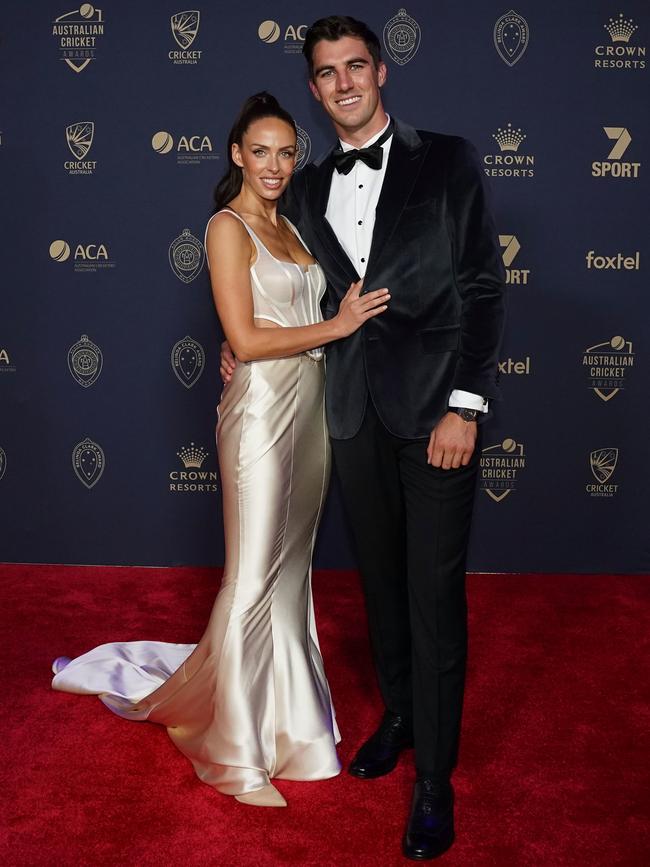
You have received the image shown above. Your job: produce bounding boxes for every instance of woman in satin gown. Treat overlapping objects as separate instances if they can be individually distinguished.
[51,93,389,807]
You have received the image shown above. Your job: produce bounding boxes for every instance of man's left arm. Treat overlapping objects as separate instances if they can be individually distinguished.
[428,138,506,470]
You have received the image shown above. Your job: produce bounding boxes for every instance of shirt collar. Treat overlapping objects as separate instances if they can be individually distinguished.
[339,115,392,153]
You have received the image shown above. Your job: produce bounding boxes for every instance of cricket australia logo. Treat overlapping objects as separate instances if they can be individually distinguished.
[171,10,199,47]
[383,8,421,66]
[171,335,205,389]
[169,229,205,283]
[68,334,103,387]
[72,437,105,489]
[494,10,529,66]
[66,121,94,159]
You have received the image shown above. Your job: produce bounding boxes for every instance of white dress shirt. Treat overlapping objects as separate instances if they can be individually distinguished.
[325,117,487,414]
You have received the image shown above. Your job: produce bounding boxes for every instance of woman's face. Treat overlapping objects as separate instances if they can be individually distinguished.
[232,117,297,201]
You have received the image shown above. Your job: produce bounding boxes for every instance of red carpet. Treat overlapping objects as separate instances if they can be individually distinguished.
[1,565,649,866]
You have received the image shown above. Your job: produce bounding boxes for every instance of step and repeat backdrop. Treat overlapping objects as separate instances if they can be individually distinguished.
[0,2,648,572]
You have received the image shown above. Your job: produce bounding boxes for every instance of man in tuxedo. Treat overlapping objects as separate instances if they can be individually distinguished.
[223,15,505,860]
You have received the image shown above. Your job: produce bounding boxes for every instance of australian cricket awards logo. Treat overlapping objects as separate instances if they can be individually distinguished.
[480,438,526,502]
[586,448,619,497]
[500,234,531,285]
[295,126,311,171]
[52,5,105,73]
[583,336,634,402]
[383,9,421,66]
[171,336,205,389]
[483,123,534,178]
[151,130,218,166]
[169,229,205,283]
[0,447,6,482]
[258,20,307,54]
[64,122,97,175]
[592,127,640,179]
[49,238,115,272]
[0,348,16,375]
[494,10,529,66]
[169,443,218,493]
[595,13,646,69]
[169,10,202,64]
[68,334,102,387]
[72,437,105,489]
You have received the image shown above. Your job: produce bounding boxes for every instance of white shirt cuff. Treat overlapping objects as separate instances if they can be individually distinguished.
[448,390,488,413]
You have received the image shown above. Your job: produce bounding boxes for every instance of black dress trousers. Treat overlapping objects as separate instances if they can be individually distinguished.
[331,400,480,778]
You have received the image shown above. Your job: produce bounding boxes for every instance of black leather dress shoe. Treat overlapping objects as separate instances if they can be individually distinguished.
[402,778,455,860]
[348,711,414,779]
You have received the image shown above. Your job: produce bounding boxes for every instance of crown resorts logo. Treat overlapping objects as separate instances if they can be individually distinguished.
[483,123,534,178]
[49,239,115,272]
[72,437,105,489]
[587,448,619,497]
[594,13,645,69]
[258,20,307,54]
[499,234,531,285]
[169,229,205,283]
[64,121,97,175]
[52,5,105,73]
[151,131,219,166]
[169,10,202,64]
[583,336,634,402]
[169,443,218,493]
[383,9,421,66]
[0,447,6,482]
[592,127,640,179]
[494,10,529,66]
[67,334,102,387]
[586,249,640,270]
[0,348,16,375]
[480,438,526,502]
[171,335,205,389]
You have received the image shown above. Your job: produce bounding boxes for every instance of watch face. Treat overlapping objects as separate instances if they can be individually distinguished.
[459,408,477,421]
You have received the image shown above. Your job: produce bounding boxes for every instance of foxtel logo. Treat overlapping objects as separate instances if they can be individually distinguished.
[586,250,640,270]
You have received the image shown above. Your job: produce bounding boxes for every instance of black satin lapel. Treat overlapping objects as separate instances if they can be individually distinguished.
[306,158,360,283]
[364,137,430,283]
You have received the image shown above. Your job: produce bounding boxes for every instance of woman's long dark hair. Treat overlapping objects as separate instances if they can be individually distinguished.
[213,92,296,212]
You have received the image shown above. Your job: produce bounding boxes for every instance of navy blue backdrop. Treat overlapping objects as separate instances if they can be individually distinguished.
[1,2,648,572]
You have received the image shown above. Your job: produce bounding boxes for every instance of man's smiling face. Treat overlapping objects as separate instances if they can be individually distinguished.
[308,35,387,139]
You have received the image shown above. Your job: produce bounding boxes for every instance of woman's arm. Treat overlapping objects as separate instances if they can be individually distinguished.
[206,213,389,363]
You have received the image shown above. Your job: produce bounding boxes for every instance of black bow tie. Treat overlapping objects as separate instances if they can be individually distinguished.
[332,122,394,175]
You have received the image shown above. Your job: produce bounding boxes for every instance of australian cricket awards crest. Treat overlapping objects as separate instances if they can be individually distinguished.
[0,447,6,482]
[169,228,205,283]
[494,10,529,66]
[480,438,526,502]
[295,126,311,171]
[68,334,103,387]
[171,335,205,388]
[171,10,200,48]
[383,9,421,66]
[66,122,94,159]
[72,437,105,489]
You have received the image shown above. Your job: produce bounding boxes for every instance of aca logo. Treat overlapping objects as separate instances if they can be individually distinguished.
[67,335,103,387]
[493,10,529,66]
[72,437,105,489]
[499,234,530,285]
[0,447,6,482]
[480,438,526,502]
[151,131,219,166]
[171,335,205,389]
[49,239,116,272]
[586,448,619,498]
[169,10,202,64]
[258,20,308,54]
[592,127,640,179]
[169,443,218,493]
[52,5,105,73]
[594,13,645,69]
[64,121,97,175]
[169,229,205,283]
[585,250,640,270]
[0,348,16,375]
[483,123,534,178]
[383,9,421,66]
[582,336,634,402]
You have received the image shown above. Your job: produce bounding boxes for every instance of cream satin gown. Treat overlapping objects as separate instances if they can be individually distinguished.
[52,210,341,797]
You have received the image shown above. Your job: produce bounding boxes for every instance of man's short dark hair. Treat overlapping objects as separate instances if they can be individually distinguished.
[303,16,382,79]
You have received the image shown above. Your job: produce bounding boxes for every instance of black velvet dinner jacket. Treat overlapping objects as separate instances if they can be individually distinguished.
[282,118,506,440]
